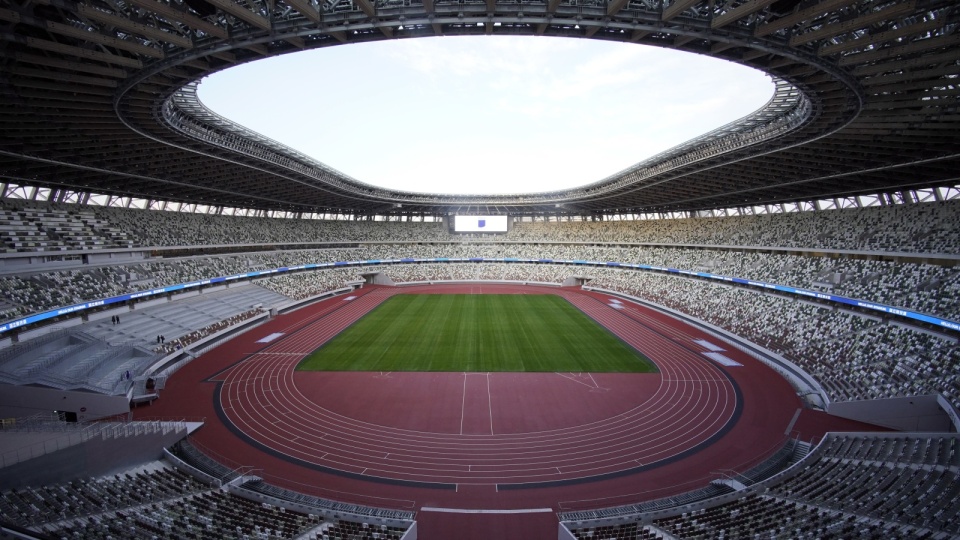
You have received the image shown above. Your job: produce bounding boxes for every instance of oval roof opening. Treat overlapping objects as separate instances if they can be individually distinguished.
[199,36,774,196]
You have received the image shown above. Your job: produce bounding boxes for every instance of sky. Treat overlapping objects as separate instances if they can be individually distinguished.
[198,36,774,196]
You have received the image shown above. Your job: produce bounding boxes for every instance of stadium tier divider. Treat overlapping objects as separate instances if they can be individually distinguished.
[142,311,270,380]
[558,437,807,523]
[560,432,960,538]
[165,440,416,532]
[135,286,355,400]
[1,417,188,470]
[272,286,358,315]
[5,248,959,340]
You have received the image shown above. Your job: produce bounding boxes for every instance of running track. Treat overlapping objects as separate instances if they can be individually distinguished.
[138,282,853,515]
[212,284,739,487]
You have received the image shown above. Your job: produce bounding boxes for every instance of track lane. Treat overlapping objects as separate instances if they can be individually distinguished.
[216,285,739,485]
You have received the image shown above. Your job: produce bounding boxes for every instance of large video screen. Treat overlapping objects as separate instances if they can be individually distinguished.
[453,215,509,233]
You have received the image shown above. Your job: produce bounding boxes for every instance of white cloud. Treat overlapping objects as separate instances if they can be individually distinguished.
[198,36,773,195]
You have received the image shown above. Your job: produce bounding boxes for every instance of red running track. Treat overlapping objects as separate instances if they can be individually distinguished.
[139,283,832,513]
[213,284,737,487]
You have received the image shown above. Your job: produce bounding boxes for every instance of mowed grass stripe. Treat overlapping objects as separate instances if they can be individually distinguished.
[296,294,656,373]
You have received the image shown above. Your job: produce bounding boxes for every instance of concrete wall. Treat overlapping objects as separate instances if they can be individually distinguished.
[0,427,187,489]
[362,272,394,286]
[937,394,960,432]
[0,250,147,273]
[18,318,83,341]
[0,384,129,423]
[87,306,130,322]
[84,251,146,265]
[229,484,416,532]
[827,394,953,432]
[558,523,578,539]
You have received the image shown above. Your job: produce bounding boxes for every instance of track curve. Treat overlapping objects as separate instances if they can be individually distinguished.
[213,284,739,486]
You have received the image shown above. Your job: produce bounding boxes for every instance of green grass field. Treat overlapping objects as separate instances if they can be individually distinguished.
[296,294,656,372]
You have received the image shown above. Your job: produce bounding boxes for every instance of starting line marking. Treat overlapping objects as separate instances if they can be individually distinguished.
[703,351,742,367]
[256,332,285,343]
[693,339,725,352]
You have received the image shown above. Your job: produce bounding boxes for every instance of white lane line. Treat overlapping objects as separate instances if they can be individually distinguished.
[459,372,467,435]
[221,287,742,485]
[487,372,494,435]
[554,372,598,389]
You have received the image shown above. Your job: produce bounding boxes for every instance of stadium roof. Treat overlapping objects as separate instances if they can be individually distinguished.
[0,0,958,218]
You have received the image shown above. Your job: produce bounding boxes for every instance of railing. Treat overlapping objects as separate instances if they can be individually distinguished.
[97,419,187,440]
[557,436,796,521]
[0,417,188,469]
[175,437,417,520]
[33,371,132,395]
[240,480,417,521]
[712,438,800,487]
[0,412,70,431]
[558,484,733,522]
[0,328,71,364]
[172,438,247,484]
[147,311,270,382]
[0,430,92,470]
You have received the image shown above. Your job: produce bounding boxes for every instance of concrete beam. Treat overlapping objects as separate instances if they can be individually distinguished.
[205,0,271,30]
[124,0,228,38]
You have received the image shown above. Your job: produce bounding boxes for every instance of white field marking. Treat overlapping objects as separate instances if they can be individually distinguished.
[256,333,285,343]
[487,372,494,435]
[693,339,725,352]
[586,372,603,390]
[220,288,740,484]
[554,372,600,390]
[459,372,468,435]
[344,296,357,301]
[702,352,742,367]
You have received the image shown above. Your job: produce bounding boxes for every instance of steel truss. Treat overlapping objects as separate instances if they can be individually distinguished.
[0,0,958,218]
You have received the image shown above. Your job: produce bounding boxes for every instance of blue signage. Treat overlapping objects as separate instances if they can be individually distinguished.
[2,258,958,335]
